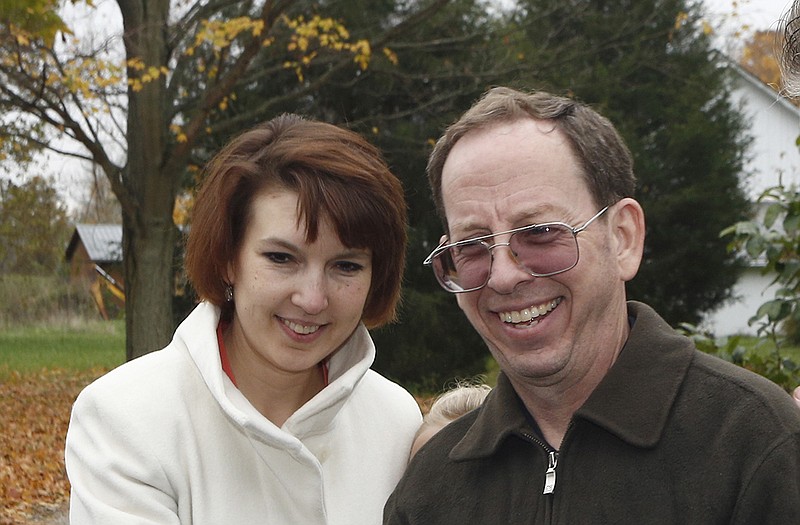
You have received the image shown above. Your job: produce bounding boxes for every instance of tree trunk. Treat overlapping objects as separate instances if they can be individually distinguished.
[119,0,177,360]
[122,213,176,360]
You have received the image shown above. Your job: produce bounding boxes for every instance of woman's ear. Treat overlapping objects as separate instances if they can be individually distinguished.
[611,198,646,282]
[225,262,236,287]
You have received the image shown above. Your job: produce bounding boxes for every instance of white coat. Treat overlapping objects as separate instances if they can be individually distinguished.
[65,302,422,524]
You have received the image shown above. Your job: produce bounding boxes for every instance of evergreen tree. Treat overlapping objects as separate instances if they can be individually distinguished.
[509,0,750,326]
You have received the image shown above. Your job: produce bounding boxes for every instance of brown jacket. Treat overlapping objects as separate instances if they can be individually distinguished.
[384,302,800,524]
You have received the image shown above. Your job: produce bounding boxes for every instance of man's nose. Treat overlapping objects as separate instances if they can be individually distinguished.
[486,244,532,294]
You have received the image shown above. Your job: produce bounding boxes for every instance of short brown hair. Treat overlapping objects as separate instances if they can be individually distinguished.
[427,87,636,228]
[185,114,407,328]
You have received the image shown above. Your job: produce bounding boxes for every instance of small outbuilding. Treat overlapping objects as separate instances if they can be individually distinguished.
[65,224,125,320]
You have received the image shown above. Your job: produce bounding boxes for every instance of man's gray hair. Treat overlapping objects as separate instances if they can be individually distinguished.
[426,87,636,230]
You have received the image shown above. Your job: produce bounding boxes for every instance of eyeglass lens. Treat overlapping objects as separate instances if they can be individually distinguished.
[432,224,579,292]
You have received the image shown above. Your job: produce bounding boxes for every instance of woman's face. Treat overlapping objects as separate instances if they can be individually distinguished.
[226,187,373,377]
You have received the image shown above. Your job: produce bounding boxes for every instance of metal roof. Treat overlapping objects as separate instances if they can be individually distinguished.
[66,224,123,263]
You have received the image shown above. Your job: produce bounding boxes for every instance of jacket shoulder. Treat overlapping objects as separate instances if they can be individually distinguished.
[358,369,422,422]
[687,350,800,426]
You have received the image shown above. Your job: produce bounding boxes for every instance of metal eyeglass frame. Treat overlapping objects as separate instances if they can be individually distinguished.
[423,206,611,293]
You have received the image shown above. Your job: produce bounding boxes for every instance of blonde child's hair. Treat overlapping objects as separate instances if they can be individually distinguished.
[419,380,492,433]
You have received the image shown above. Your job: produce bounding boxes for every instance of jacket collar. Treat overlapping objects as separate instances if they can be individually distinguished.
[449,372,533,460]
[175,302,375,442]
[451,301,695,459]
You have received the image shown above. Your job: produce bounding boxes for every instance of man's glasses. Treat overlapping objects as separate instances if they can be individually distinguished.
[423,206,610,293]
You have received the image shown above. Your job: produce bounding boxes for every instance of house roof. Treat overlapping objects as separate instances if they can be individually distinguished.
[731,63,800,118]
[65,224,123,263]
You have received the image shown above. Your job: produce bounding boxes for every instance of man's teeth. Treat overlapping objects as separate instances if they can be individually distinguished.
[498,297,562,324]
[283,319,320,335]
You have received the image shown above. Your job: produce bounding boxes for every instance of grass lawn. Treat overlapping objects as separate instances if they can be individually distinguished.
[0,320,125,379]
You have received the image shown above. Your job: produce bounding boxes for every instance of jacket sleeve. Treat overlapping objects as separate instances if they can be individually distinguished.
[731,432,800,524]
[65,384,181,525]
[382,485,411,525]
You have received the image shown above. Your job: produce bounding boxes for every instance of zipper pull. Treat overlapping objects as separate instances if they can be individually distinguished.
[543,451,558,494]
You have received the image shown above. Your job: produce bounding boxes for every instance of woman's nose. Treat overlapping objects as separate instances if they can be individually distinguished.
[291,274,329,314]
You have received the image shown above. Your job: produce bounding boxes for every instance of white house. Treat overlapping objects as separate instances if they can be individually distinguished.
[702,65,800,335]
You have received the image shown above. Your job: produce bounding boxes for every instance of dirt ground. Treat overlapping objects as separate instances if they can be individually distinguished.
[2,501,68,525]
[18,502,67,525]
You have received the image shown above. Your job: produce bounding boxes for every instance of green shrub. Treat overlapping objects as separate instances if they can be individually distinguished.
[678,323,800,393]
[0,273,98,327]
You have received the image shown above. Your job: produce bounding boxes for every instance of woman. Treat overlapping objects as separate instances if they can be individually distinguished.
[65,114,422,524]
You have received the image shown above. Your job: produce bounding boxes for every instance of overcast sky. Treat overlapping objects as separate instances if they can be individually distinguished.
[704,0,792,36]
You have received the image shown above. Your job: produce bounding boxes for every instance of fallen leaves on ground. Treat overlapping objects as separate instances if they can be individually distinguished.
[0,368,105,525]
[0,370,430,524]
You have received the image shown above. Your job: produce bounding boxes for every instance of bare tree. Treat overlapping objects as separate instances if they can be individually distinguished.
[73,164,122,224]
[0,0,506,359]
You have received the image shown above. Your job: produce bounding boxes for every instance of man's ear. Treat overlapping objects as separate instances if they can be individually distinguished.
[611,198,646,282]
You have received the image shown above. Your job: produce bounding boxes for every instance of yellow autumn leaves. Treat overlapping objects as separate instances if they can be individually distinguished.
[126,58,170,93]
[282,14,376,80]
[4,10,393,146]
[0,369,104,522]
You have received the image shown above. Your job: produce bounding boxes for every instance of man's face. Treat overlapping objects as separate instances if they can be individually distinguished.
[440,118,631,387]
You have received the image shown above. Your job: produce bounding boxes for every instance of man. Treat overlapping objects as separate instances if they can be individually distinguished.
[384,87,800,523]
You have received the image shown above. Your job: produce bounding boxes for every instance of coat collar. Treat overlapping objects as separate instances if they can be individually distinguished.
[576,301,694,447]
[451,301,695,459]
[175,302,375,442]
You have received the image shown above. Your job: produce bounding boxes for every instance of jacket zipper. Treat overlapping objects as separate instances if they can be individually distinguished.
[521,420,575,496]
[520,432,558,494]
[543,451,558,494]
[521,422,575,524]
